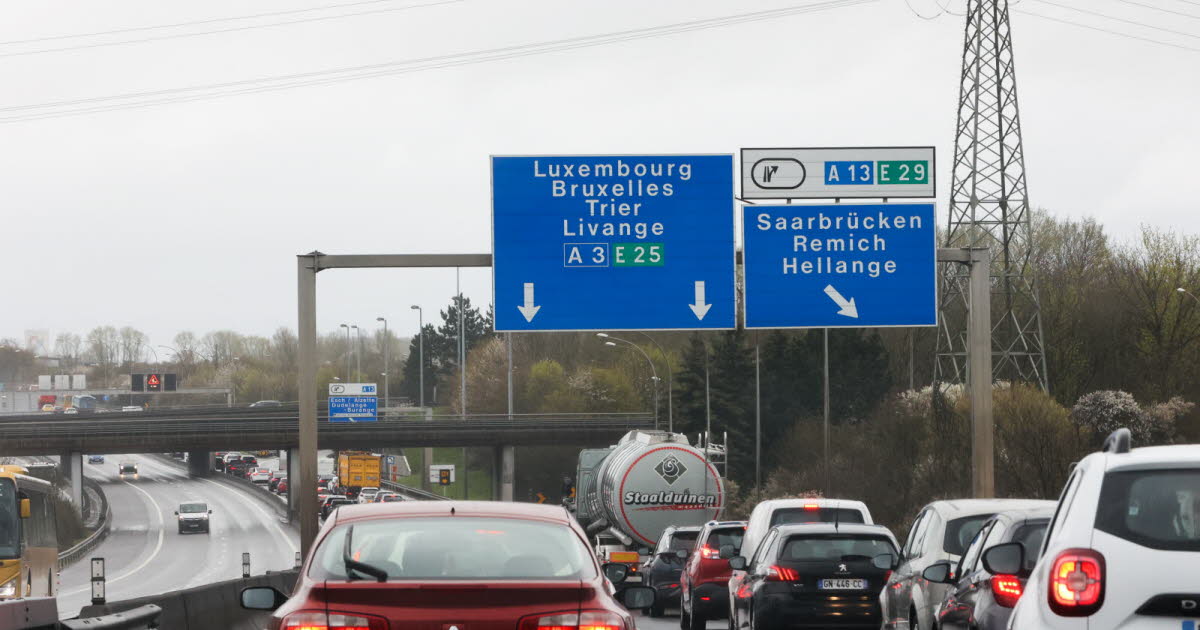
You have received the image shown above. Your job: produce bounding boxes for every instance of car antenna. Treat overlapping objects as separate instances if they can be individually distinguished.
[834,503,840,531]
[450,506,456,515]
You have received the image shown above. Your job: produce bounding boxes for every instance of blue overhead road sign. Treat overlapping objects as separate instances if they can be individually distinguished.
[742,203,937,328]
[492,155,735,331]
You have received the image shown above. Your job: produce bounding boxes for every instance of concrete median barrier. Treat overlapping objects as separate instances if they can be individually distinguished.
[78,570,299,630]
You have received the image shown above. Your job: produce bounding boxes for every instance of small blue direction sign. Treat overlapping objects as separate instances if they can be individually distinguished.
[328,382,378,423]
[492,155,736,331]
[743,203,937,328]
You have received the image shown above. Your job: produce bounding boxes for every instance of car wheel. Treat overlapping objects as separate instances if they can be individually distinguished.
[910,609,920,630]
[689,601,706,630]
[680,597,691,629]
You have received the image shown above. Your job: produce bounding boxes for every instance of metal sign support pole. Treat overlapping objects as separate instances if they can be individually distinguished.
[938,247,994,498]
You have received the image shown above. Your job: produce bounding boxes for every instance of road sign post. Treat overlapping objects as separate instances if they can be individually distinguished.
[492,154,736,331]
[742,203,937,328]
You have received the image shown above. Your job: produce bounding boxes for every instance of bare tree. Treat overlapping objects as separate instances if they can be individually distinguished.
[53,332,82,369]
[117,326,148,367]
[85,326,120,386]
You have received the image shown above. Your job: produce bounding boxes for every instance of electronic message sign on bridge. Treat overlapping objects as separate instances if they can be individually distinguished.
[492,155,735,331]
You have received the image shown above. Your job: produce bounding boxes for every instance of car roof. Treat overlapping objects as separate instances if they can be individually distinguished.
[332,500,574,525]
[924,498,1052,518]
[755,498,869,511]
[988,502,1057,523]
[770,522,898,542]
[704,520,748,529]
[1099,444,1200,472]
[667,525,703,534]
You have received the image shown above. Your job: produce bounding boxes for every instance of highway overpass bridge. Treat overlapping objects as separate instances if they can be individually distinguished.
[0,405,655,456]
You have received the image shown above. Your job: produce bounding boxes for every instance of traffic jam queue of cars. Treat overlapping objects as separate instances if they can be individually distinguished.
[626,428,1198,630]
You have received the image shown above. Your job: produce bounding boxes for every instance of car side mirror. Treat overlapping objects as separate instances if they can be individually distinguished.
[872,553,898,571]
[719,544,735,560]
[638,547,650,556]
[208,509,213,514]
[982,542,1025,576]
[729,556,747,571]
[617,585,656,610]
[675,549,688,559]
[240,586,288,611]
[602,563,630,584]
[19,499,30,519]
[922,561,954,584]
[173,511,179,515]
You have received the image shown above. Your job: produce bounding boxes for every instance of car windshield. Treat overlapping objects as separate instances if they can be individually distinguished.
[771,507,865,526]
[120,464,136,472]
[943,515,993,556]
[1012,520,1049,570]
[0,479,18,559]
[667,531,698,552]
[1096,469,1200,552]
[779,534,896,563]
[309,516,594,581]
[705,527,746,552]
[180,503,207,513]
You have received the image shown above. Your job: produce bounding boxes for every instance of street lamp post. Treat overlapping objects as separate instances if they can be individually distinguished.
[633,332,673,433]
[351,325,362,380]
[410,305,424,408]
[339,324,351,382]
[376,317,389,411]
[600,335,660,428]
[1178,287,1200,307]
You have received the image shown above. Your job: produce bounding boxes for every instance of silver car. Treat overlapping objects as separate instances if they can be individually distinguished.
[879,499,1050,630]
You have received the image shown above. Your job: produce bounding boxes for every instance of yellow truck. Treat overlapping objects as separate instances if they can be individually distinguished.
[337,451,382,496]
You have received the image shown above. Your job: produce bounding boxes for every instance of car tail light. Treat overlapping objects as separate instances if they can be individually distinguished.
[281,611,388,630]
[991,574,1022,607]
[699,546,720,560]
[519,611,623,630]
[1048,549,1105,616]
[767,565,799,582]
[803,503,820,510]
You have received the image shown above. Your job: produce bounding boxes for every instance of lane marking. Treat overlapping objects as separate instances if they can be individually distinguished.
[58,478,165,596]
[198,477,299,555]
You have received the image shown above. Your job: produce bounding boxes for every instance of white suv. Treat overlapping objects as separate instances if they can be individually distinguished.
[1008,428,1199,629]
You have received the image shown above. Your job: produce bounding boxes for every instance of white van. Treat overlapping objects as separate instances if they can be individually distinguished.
[740,498,874,565]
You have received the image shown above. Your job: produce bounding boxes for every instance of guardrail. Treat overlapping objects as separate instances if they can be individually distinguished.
[60,605,161,630]
[0,599,160,630]
[58,477,111,569]
[381,479,451,501]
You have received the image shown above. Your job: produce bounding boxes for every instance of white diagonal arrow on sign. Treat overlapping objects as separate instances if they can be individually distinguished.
[689,281,712,320]
[517,282,541,322]
[823,284,859,318]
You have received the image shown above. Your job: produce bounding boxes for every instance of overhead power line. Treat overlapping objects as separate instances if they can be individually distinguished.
[1016,7,1200,51]
[0,0,464,59]
[0,0,878,124]
[1031,0,1200,40]
[1117,0,1200,19]
[0,0,457,46]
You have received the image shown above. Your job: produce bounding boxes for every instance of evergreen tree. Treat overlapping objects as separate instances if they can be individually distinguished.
[672,334,710,437]
[708,329,756,484]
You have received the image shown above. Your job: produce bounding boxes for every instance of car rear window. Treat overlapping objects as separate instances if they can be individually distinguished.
[705,527,745,552]
[943,515,992,556]
[1095,469,1200,552]
[310,517,595,581]
[1011,520,1049,571]
[668,531,698,551]
[771,508,866,526]
[779,534,896,562]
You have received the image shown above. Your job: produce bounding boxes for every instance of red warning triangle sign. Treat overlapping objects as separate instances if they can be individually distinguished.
[147,374,160,386]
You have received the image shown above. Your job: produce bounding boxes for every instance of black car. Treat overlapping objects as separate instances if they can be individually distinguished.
[320,496,354,520]
[175,501,212,534]
[729,523,899,629]
[926,504,1055,630]
[642,524,701,616]
[227,456,259,477]
[268,471,288,492]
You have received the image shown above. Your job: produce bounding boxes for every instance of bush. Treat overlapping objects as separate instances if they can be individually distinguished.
[995,385,1087,498]
[1070,390,1149,443]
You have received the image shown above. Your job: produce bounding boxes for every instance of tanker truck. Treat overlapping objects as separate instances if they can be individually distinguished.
[569,430,725,584]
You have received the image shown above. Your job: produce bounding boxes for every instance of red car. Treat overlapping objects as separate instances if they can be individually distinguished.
[241,501,654,629]
[680,520,746,629]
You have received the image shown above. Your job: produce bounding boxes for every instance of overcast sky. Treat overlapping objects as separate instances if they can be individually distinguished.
[2,0,1197,350]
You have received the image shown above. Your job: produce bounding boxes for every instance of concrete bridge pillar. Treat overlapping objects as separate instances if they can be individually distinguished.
[499,445,515,502]
[187,450,211,477]
[286,447,299,523]
[60,451,83,515]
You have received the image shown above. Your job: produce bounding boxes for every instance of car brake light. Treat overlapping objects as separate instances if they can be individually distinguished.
[1048,549,1105,616]
[803,503,819,510]
[767,565,799,582]
[699,546,719,560]
[282,611,388,630]
[519,611,623,630]
[991,574,1022,608]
